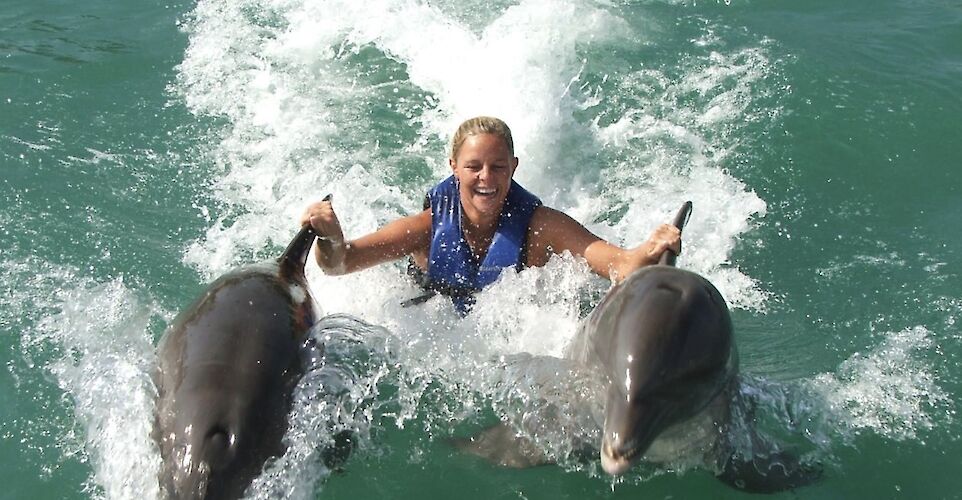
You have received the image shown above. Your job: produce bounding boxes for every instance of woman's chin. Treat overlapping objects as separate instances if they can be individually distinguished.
[467,197,504,217]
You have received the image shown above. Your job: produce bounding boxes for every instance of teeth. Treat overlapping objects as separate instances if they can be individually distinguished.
[476,188,495,195]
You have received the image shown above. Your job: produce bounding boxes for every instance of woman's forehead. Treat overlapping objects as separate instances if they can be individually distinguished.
[456,134,513,159]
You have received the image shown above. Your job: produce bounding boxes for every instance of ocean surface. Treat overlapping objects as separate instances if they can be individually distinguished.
[2,0,961,498]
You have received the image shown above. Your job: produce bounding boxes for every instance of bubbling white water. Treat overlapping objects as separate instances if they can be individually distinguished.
[176,0,772,341]
[245,315,400,500]
[41,280,163,500]
[171,0,778,484]
[4,259,163,500]
[2,0,954,497]
[164,0,953,493]
[805,326,950,441]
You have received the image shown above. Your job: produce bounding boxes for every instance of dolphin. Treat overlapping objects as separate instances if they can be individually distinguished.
[458,203,819,492]
[563,201,732,474]
[574,202,819,491]
[153,223,321,500]
[569,252,738,475]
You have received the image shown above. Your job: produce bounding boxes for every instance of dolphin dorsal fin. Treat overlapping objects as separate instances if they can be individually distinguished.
[658,201,693,267]
[278,224,317,279]
[279,194,331,278]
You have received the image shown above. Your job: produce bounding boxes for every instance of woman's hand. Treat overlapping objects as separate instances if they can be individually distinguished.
[299,197,348,275]
[611,224,682,282]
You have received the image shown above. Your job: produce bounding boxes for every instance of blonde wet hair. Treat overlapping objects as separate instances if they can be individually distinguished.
[450,116,515,160]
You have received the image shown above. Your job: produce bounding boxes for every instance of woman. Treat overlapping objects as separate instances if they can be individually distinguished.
[300,116,681,313]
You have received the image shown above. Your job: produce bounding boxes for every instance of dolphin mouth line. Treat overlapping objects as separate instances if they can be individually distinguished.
[601,437,644,475]
[604,439,642,462]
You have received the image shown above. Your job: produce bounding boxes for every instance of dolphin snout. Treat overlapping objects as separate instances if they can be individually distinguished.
[600,413,649,476]
[600,435,635,475]
[600,385,667,476]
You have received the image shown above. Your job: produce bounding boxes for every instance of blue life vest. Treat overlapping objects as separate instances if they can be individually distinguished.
[420,175,541,314]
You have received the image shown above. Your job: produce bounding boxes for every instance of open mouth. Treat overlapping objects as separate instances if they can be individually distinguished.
[474,187,497,197]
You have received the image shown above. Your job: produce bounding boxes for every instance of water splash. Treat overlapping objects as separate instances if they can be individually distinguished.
[4,258,164,499]
[805,326,950,441]
[164,0,954,492]
[175,0,771,313]
[246,315,399,499]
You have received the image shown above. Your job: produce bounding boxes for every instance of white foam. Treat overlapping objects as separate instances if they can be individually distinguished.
[4,259,164,500]
[4,0,950,493]
[171,0,795,482]
[176,0,773,312]
[245,315,401,499]
[806,326,950,441]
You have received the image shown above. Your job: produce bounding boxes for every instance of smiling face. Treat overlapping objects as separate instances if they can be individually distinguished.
[450,133,519,224]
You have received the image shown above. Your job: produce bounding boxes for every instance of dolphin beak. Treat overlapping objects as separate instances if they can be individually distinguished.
[599,385,666,476]
[601,438,634,475]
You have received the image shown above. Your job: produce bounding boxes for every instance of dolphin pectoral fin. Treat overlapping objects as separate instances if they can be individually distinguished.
[716,448,822,493]
[449,424,551,469]
[711,383,822,493]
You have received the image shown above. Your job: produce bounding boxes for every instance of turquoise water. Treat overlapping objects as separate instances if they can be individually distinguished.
[2,0,960,498]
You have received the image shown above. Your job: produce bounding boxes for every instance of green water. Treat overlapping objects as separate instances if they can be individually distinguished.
[2,0,960,498]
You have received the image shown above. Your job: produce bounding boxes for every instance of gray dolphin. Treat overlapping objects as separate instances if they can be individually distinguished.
[153,223,321,499]
[561,201,732,473]
[570,202,818,491]
[458,203,819,492]
[569,258,737,475]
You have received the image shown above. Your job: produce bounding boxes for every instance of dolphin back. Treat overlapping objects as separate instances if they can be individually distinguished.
[155,228,317,499]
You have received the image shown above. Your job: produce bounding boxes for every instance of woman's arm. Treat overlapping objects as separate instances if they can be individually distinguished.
[526,207,681,282]
[300,198,432,275]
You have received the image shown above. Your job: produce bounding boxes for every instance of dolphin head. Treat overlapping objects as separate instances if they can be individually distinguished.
[155,270,309,499]
[591,266,736,475]
[159,350,296,498]
[154,225,318,498]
